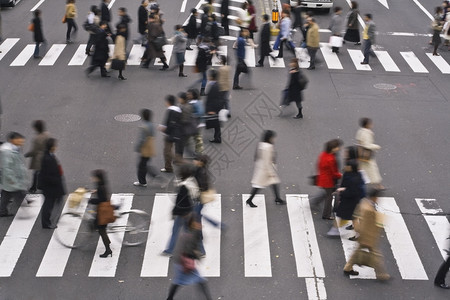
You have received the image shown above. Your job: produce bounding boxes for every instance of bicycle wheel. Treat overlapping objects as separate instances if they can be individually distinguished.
[109,209,150,247]
[55,212,94,249]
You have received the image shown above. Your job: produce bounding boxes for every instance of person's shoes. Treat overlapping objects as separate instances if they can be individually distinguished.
[101,74,111,78]
[66,40,73,44]
[322,216,335,220]
[140,63,149,68]
[246,199,257,208]
[293,114,303,119]
[360,62,369,65]
[186,47,193,50]
[99,249,113,258]
[43,225,57,229]
[435,283,450,289]
[344,270,359,276]
[161,250,173,257]
[0,213,14,217]
[327,227,340,237]
[346,224,354,230]
[255,63,263,67]
[354,42,361,45]
[307,66,315,70]
[178,73,187,77]
[133,181,147,187]
[33,56,42,59]
[160,65,169,71]
[160,168,173,173]
[209,139,221,144]
[233,86,243,90]
[118,75,127,80]
[275,198,286,205]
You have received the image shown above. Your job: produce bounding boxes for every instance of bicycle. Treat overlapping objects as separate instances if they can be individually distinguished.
[54,188,150,249]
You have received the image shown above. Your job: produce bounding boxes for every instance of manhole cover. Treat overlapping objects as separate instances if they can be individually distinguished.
[373,83,397,90]
[114,114,141,122]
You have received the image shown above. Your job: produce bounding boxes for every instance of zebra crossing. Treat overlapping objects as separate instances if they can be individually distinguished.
[1,38,450,74]
[0,192,448,283]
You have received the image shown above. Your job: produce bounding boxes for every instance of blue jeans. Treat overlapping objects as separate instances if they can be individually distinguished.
[362,39,372,63]
[34,42,41,58]
[165,215,187,254]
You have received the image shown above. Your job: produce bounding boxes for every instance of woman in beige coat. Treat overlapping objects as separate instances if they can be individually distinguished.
[355,118,383,188]
[112,24,127,80]
[245,130,285,208]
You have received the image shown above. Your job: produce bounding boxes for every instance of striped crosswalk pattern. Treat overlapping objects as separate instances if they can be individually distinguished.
[1,38,450,74]
[0,192,448,291]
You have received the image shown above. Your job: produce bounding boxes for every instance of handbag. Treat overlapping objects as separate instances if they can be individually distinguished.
[200,189,216,204]
[329,36,343,48]
[111,59,125,70]
[97,201,117,225]
[28,23,35,32]
[204,114,219,129]
[181,254,196,273]
[152,35,167,50]
[62,15,67,24]
[298,72,309,91]
[237,60,248,74]
[357,146,373,163]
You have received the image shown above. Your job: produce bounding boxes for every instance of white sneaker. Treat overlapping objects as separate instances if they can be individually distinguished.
[327,227,340,237]
[133,182,147,187]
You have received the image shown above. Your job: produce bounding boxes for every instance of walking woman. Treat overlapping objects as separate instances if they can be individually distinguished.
[245,130,285,208]
[65,0,78,44]
[281,58,306,119]
[431,6,444,56]
[89,170,113,258]
[31,10,45,58]
[112,23,127,80]
[343,1,360,45]
[166,215,212,300]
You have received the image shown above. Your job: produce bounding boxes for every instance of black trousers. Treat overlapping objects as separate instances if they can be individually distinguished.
[66,18,77,41]
[41,194,62,227]
[222,15,229,36]
[137,156,157,184]
[435,256,450,284]
[86,34,95,52]
[247,185,281,201]
[0,190,26,215]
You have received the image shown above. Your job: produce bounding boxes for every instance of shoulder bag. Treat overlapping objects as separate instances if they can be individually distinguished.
[97,201,117,225]
[28,23,35,32]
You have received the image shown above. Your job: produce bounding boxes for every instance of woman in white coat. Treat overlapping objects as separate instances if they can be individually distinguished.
[245,130,285,208]
[355,118,384,189]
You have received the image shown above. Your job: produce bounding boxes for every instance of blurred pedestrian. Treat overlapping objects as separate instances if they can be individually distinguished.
[89,169,113,258]
[172,24,188,77]
[217,55,231,114]
[276,10,295,58]
[344,1,360,45]
[220,0,230,36]
[159,95,181,173]
[0,132,28,217]
[141,13,169,70]
[163,164,197,256]
[100,0,112,33]
[24,120,49,193]
[177,92,198,162]
[187,88,205,154]
[31,10,45,59]
[65,0,78,44]
[328,7,343,53]
[310,139,342,220]
[134,109,158,187]
[112,23,127,80]
[245,130,285,208]
[85,5,100,56]
[194,36,213,95]
[434,251,450,289]
[256,14,272,67]
[39,138,66,229]
[280,58,308,119]
[205,69,224,144]
[360,14,375,65]
[343,189,390,281]
[86,21,111,77]
[136,0,149,45]
[306,17,319,70]
[116,7,131,43]
[247,0,257,39]
[232,28,249,90]
[185,8,198,50]
[291,1,305,41]
[166,215,212,300]
[431,7,444,56]
[200,6,212,39]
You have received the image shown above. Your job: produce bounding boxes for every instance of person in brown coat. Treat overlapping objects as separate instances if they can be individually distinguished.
[306,17,320,70]
[343,189,390,281]
[141,13,169,70]
[25,120,49,193]
[112,23,127,80]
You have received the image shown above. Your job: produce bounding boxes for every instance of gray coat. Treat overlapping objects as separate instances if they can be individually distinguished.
[173,31,187,54]
[0,142,28,192]
[329,14,343,35]
[25,131,49,170]
[366,20,376,44]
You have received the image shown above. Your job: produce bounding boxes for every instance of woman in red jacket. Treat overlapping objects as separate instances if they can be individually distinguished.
[312,139,342,220]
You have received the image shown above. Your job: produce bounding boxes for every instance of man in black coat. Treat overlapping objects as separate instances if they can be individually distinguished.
[220,0,230,36]
[205,69,224,143]
[86,21,110,77]
[256,14,271,67]
[136,0,148,44]
[100,0,111,33]
[32,10,45,59]
[186,8,198,50]
[158,95,181,173]
[39,138,65,229]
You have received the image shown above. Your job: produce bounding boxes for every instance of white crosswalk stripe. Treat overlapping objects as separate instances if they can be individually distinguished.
[68,45,88,66]
[127,44,145,66]
[0,38,20,61]
[401,51,429,73]
[426,53,450,74]
[39,44,67,66]
[374,51,401,72]
[10,44,35,66]
[320,43,343,70]
[347,49,372,71]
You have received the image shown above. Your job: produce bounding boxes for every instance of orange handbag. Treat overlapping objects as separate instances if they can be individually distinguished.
[28,23,34,32]
[97,202,116,225]
[62,15,67,24]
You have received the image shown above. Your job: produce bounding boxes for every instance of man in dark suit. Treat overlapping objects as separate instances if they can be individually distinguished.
[39,138,66,229]
[256,14,272,67]
[205,69,224,143]
[220,0,230,36]
[158,95,181,173]
[136,0,148,45]
[100,0,112,33]
[86,21,110,77]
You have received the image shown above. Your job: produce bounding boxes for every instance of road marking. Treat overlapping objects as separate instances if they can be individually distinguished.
[305,277,327,300]
[30,0,45,12]
[10,44,35,66]
[68,44,88,66]
[127,44,145,65]
[140,193,174,277]
[212,45,227,66]
[154,45,174,66]
[181,0,188,12]
[89,194,133,277]
[377,0,389,9]
[242,194,272,277]
[244,46,256,67]
[196,195,221,277]
[108,0,116,9]
[347,49,372,71]
[286,195,325,278]
[426,53,450,74]
[319,43,343,70]
[0,38,20,62]
[378,197,428,280]
[184,45,198,66]
[0,195,43,277]
[415,198,450,260]
[374,51,400,72]
[36,194,90,277]
[412,0,434,20]
[39,44,66,66]
[400,51,428,73]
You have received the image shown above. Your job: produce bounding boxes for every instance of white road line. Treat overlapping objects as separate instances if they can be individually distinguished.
[10,44,35,66]
[212,45,227,66]
[347,49,372,71]
[286,195,325,278]
[377,0,389,9]
[242,194,271,277]
[39,44,66,66]
[268,41,286,68]
[108,0,116,9]
[127,44,145,65]
[374,51,400,72]
[305,277,327,300]
[426,53,450,74]
[89,194,133,277]
[0,195,43,277]
[30,0,45,12]
[296,47,311,69]
[0,38,20,61]
[412,0,434,20]
[154,45,174,66]
[400,51,428,73]
[36,194,90,277]
[244,46,256,68]
[319,43,343,70]
[181,0,188,12]
[378,197,428,280]
[68,44,88,66]
[184,45,198,66]
[140,193,174,277]
[196,195,221,277]
[415,198,450,260]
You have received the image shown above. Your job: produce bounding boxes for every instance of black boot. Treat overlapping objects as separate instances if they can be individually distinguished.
[178,64,187,77]
[167,284,180,300]
[99,244,112,258]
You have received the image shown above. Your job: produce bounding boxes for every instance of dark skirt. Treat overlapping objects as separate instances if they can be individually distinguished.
[344,29,360,43]
[432,30,442,46]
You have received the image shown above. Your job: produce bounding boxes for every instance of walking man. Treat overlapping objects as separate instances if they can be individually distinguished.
[256,14,271,67]
[25,120,49,193]
[220,0,230,36]
[0,132,28,217]
[233,28,249,90]
[276,10,294,58]
[361,14,375,65]
[205,69,224,143]
[86,21,110,77]
[159,95,181,173]
[136,0,148,45]
[306,17,319,70]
